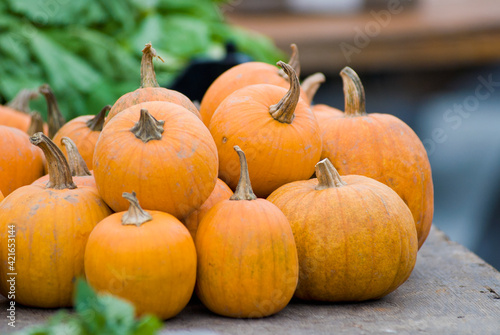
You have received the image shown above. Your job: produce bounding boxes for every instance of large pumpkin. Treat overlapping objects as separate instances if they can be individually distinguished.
[85,192,196,320]
[0,89,41,133]
[0,133,112,307]
[104,43,200,127]
[196,146,298,318]
[209,61,321,197]
[321,67,433,248]
[94,102,218,219]
[268,158,418,301]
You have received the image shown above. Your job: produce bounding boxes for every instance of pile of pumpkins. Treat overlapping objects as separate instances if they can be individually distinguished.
[0,43,433,320]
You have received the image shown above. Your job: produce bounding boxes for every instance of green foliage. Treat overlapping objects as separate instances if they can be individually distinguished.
[0,0,283,120]
[17,278,162,335]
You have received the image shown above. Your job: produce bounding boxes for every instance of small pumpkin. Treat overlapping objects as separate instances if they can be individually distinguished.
[209,61,322,197]
[183,178,233,241]
[268,158,418,301]
[104,43,200,127]
[94,102,218,219]
[0,126,45,196]
[52,105,110,169]
[320,67,433,248]
[196,146,298,318]
[0,133,112,307]
[39,84,66,138]
[0,89,42,133]
[85,191,196,320]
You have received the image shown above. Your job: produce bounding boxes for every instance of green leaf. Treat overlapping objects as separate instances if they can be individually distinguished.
[131,315,163,335]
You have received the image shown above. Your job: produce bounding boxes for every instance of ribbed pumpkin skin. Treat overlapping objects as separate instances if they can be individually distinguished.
[0,126,45,195]
[104,87,200,127]
[0,185,112,307]
[321,114,433,248]
[268,175,418,301]
[93,101,218,219]
[183,178,233,241]
[196,199,298,318]
[52,116,100,170]
[200,62,290,126]
[85,211,196,320]
[209,84,321,198]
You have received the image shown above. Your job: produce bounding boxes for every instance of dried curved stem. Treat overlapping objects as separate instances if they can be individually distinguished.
[140,43,165,88]
[61,137,91,177]
[279,44,300,80]
[131,109,165,143]
[27,112,44,136]
[315,158,346,190]
[30,132,76,190]
[301,72,325,103]
[86,105,111,132]
[269,61,300,124]
[122,191,153,227]
[230,146,257,201]
[7,89,39,113]
[39,84,66,138]
[340,67,366,117]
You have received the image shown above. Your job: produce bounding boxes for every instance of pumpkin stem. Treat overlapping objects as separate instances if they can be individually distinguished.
[340,67,366,117]
[121,191,153,227]
[131,109,165,143]
[140,43,164,88]
[27,112,44,136]
[279,44,300,80]
[86,105,111,132]
[302,72,326,103]
[61,137,91,177]
[39,84,66,138]
[7,89,39,113]
[269,61,300,124]
[30,132,76,190]
[230,146,257,201]
[315,158,346,190]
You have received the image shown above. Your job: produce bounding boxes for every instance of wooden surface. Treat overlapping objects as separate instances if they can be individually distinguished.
[227,0,500,73]
[1,226,500,334]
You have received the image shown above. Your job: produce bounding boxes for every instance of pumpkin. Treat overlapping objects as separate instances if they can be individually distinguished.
[320,67,433,248]
[0,89,41,133]
[33,137,96,189]
[52,105,110,169]
[39,84,66,138]
[209,61,322,197]
[104,43,200,127]
[200,44,302,126]
[301,72,343,125]
[196,146,298,318]
[85,191,196,320]
[94,102,218,219]
[0,126,45,195]
[0,190,3,202]
[0,133,112,307]
[183,178,233,241]
[268,158,418,301]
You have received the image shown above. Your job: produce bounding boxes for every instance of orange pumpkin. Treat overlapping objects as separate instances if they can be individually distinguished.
[0,190,3,202]
[39,84,66,138]
[196,146,298,318]
[268,159,417,301]
[320,67,433,248]
[183,178,233,241]
[209,61,322,197]
[104,43,200,127]
[85,191,196,320]
[0,133,112,307]
[0,89,40,132]
[94,102,218,219]
[0,126,45,195]
[200,44,302,126]
[52,105,110,169]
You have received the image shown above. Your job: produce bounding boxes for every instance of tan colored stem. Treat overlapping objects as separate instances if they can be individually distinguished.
[121,192,153,227]
[315,158,346,190]
[30,132,76,190]
[27,112,44,136]
[131,109,165,143]
[140,43,165,88]
[39,84,66,138]
[279,44,300,80]
[61,137,91,177]
[230,146,257,201]
[340,67,366,117]
[269,61,300,124]
[86,105,111,132]
[301,72,326,103]
[7,89,39,113]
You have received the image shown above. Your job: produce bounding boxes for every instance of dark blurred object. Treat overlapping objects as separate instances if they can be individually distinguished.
[168,43,253,102]
[363,0,417,10]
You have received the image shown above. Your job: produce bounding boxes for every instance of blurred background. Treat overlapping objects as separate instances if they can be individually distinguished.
[1,0,499,267]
